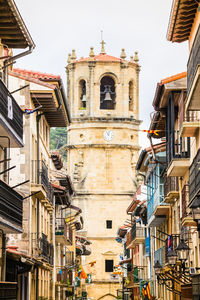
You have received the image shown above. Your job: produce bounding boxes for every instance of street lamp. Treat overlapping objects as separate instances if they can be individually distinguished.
[175,239,190,261]
[154,260,162,275]
[167,249,178,266]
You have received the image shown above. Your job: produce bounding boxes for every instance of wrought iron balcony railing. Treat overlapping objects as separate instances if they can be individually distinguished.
[0,79,23,145]
[0,282,17,300]
[55,218,73,245]
[31,160,53,205]
[189,148,200,203]
[164,175,179,199]
[0,179,23,231]
[126,223,145,248]
[131,223,145,241]
[32,233,54,265]
[154,247,165,267]
[65,251,75,267]
[166,131,190,166]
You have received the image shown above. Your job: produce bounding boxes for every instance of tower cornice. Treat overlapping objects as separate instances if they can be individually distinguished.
[70,117,142,125]
[66,144,141,150]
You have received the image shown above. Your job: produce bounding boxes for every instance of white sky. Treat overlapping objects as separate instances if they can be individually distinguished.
[14,0,188,147]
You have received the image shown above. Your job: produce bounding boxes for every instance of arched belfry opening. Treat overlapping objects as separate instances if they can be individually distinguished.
[79,79,86,109]
[100,76,116,110]
[129,81,134,111]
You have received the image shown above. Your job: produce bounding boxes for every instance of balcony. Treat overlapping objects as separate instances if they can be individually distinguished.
[32,233,54,265]
[167,131,190,177]
[147,182,169,227]
[31,160,53,207]
[164,175,179,203]
[182,184,196,227]
[126,224,145,249]
[65,251,75,268]
[154,247,165,268]
[0,79,23,148]
[0,179,23,233]
[179,92,200,137]
[55,218,73,245]
[0,281,17,300]
[56,268,73,286]
[133,267,139,283]
[186,25,200,111]
[189,149,200,210]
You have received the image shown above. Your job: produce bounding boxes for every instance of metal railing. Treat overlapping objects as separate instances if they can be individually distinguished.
[55,218,73,244]
[0,79,23,141]
[65,251,74,267]
[154,247,165,267]
[132,223,145,241]
[179,91,200,129]
[182,184,189,219]
[0,179,23,229]
[147,183,164,221]
[167,131,190,166]
[31,233,54,265]
[189,148,200,202]
[187,24,200,93]
[164,175,179,198]
[31,160,53,205]
[0,282,17,299]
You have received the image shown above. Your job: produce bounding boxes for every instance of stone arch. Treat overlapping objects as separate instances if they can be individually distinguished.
[97,293,116,300]
[100,75,116,110]
[99,72,119,84]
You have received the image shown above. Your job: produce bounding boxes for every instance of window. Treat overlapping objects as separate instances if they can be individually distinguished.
[106,220,112,229]
[79,80,86,109]
[105,260,113,272]
[100,76,116,109]
[129,81,134,111]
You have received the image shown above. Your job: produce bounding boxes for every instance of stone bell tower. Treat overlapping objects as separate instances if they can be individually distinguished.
[66,42,141,300]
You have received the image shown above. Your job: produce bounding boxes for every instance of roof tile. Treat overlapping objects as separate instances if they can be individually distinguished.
[161,71,187,85]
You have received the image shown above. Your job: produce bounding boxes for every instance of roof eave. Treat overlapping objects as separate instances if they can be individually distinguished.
[7,0,35,49]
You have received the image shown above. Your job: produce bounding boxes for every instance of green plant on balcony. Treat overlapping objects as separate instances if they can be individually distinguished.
[79,107,86,110]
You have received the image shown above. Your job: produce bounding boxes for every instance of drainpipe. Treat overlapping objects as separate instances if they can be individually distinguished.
[4,45,34,87]
[36,112,44,300]
[0,230,6,281]
[148,136,156,161]
[35,266,39,300]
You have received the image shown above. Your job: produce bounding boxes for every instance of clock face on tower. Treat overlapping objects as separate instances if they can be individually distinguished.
[103,130,114,141]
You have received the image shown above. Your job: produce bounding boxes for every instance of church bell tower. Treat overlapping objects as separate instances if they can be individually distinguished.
[66,42,141,299]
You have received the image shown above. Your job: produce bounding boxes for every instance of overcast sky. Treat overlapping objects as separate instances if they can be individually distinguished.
[14,0,188,147]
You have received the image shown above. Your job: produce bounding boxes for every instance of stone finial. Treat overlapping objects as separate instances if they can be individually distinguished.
[100,40,106,54]
[120,48,126,59]
[71,49,77,61]
[67,53,71,64]
[89,47,95,59]
[134,51,139,63]
[130,56,134,63]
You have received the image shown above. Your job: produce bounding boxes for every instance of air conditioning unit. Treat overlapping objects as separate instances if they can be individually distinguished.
[189,267,196,275]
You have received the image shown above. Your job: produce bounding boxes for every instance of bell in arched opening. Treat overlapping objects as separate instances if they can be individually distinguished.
[100,76,116,110]
[79,80,86,109]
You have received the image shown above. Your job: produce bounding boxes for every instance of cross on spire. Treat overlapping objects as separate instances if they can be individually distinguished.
[100,30,106,54]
